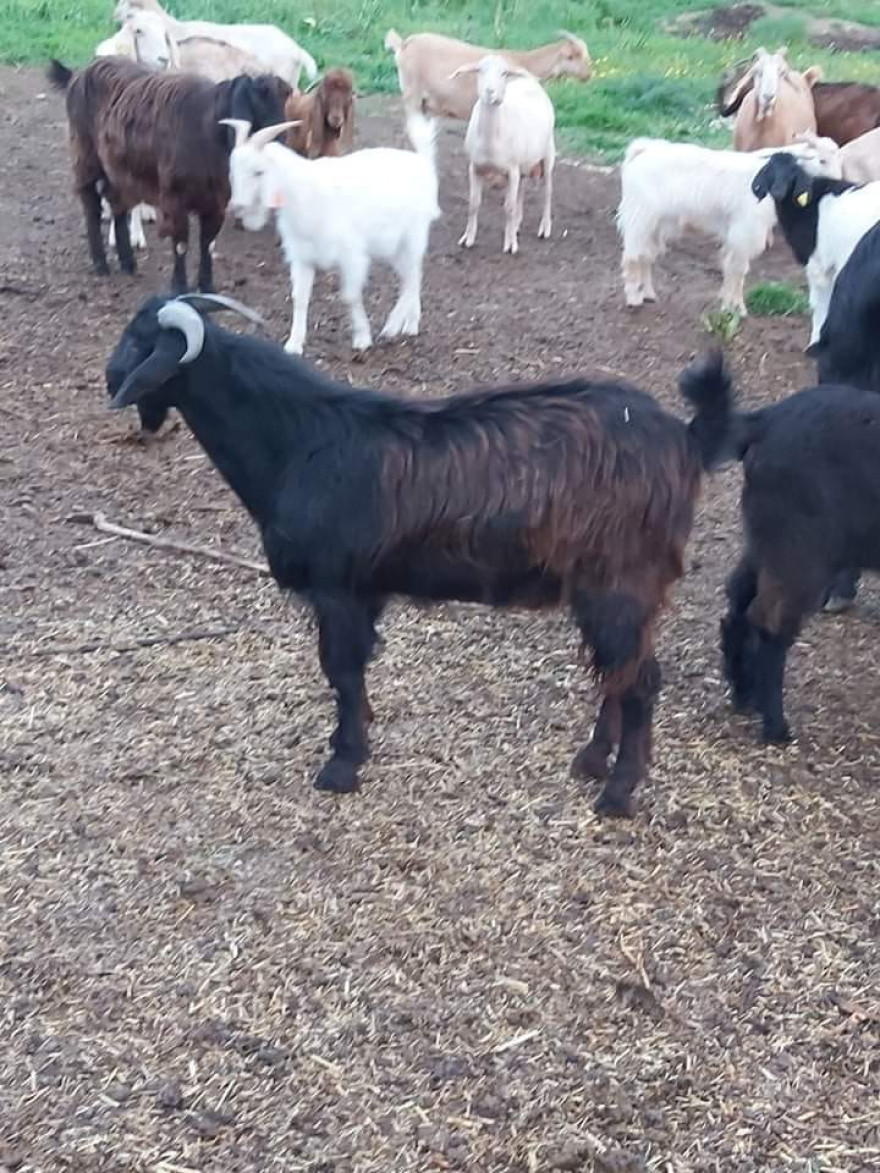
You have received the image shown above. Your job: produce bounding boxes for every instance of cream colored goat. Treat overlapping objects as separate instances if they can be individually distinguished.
[115,0,317,87]
[125,10,264,81]
[729,47,822,151]
[384,28,590,120]
[458,56,555,255]
[840,127,880,183]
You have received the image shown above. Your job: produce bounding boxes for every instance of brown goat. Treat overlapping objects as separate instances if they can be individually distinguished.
[284,69,355,158]
[719,65,880,145]
[48,57,290,292]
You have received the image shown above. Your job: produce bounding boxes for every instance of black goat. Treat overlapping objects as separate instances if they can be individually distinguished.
[106,296,733,817]
[718,370,880,744]
[48,57,290,294]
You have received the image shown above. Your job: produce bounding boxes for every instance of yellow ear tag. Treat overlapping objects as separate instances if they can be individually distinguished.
[796,191,810,207]
[268,189,285,210]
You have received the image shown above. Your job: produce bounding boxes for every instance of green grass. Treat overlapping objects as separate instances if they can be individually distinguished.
[1,0,877,159]
[745,281,811,316]
[701,307,742,342]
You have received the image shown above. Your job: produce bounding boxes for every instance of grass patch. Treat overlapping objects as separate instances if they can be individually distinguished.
[701,308,742,342]
[745,281,810,316]
[1,0,877,159]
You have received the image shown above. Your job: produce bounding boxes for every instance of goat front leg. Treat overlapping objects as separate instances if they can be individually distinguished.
[285,261,315,355]
[538,156,553,239]
[595,657,662,819]
[503,169,522,254]
[382,236,426,339]
[197,209,224,294]
[312,593,382,794]
[80,184,110,276]
[340,252,372,351]
[571,695,621,782]
[720,248,747,315]
[459,164,482,248]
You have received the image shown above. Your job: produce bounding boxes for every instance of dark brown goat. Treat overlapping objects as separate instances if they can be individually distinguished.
[718,64,880,145]
[106,296,735,818]
[284,69,355,158]
[48,58,290,293]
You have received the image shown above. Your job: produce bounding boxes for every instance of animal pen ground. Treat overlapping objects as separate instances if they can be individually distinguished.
[1,67,879,1173]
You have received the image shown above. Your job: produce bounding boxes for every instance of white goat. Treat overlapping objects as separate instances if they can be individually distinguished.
[224,115,440,355]
[384,29,591,121]
[729,47,822,151]
[617,136,841,314]
[455,56,555,255]
[114,0,317,88]
[840,126,880,184]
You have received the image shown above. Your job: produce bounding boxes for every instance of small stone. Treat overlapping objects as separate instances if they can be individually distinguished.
[157,1079,184,1111]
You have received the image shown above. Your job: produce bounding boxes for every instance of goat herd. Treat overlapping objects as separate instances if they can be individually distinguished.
[48,4,880,818]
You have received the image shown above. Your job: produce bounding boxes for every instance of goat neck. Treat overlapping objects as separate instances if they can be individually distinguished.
[168,328,320,526]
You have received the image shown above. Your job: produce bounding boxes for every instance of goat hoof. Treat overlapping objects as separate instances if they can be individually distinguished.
[458,234,474,248]
[314,759,360,794]
[593,787,634,819]
[760,720,791,746]
[284,340,304,356]
[93,262,110,277]
[120,260,137,276]
[570,744,610,781]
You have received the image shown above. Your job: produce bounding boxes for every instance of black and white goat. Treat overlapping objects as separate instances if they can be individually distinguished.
[106,296,734,817]
[717,362,880,744]
[751,151,880,346]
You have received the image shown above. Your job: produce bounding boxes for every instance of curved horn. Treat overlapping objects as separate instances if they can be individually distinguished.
[558,29,584,45]
[219,117,252,148]
[157,300,205,363]
[248,120,301,149]
[179,293,266,329]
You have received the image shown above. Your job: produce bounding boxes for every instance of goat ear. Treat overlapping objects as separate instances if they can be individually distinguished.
[803,64,823,88]
[109,331,185,410]
[726,63,757,109]
[503,65,531,79]
[449,63,480,79]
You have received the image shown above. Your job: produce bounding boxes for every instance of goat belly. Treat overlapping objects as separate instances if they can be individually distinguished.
[374,550,563,607]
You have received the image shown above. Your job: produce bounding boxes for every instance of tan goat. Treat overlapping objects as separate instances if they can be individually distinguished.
[729,47,822,151]
[384,29,591,120]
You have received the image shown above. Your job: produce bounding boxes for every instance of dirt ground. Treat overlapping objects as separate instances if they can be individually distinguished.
[1,65,878,1173]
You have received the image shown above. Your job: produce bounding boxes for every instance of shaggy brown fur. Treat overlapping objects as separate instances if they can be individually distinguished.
[49,57,290,292]
[285,69,355,158]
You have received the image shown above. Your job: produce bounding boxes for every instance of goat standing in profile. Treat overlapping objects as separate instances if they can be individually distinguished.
[106,296,734,817]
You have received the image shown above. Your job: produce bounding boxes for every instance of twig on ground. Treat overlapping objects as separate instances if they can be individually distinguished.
[65,511,271,576]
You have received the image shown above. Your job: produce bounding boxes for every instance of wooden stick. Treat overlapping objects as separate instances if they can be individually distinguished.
[10,625,255,660]
[69,512,271,576]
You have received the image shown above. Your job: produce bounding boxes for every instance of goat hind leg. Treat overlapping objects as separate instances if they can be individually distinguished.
[81,185,110,276]
[721,558,759,713]
[538,156,553,239]
[595,656,662,819]
[571,695,621,781]
[382,239,425,339]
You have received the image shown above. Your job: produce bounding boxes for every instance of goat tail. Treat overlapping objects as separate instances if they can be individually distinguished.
[384,28,403,55]
[679,348,736,471]
[300,49,319,82]
[48,59,74,91]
